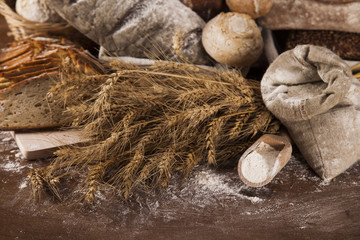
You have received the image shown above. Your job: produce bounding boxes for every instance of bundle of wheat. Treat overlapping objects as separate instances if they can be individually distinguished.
[32,61,279,203]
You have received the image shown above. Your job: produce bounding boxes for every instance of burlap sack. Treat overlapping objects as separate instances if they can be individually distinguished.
[261,45,360,180]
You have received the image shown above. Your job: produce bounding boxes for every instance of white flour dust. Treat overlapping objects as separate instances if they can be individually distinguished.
[19,176,30,189]
[190,169,263,204]
[241,142,279,184]
[0,160,25,173]
[0,151,28,173]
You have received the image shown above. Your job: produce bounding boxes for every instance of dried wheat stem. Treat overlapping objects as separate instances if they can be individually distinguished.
[117,69,233,86]
[29,169,44,201]
[83,164,104,204]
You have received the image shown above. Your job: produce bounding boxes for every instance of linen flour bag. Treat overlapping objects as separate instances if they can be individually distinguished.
[261,45,360,180]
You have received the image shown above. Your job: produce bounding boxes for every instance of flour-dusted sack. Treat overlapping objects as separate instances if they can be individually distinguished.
[47,0,210,65]
[261,45,360,180]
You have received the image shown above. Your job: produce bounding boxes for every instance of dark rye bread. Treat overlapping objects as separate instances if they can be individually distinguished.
[284,30,360,61]
[0,72,69,130]
[47,0,211,65]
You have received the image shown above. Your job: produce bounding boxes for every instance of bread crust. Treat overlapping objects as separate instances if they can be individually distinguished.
[258,0,360,33]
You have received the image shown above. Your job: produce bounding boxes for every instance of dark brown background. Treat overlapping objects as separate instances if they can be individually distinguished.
[0,16,359,240]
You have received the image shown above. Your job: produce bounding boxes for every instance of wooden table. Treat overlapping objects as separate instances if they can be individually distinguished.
[0,16,359,240]
[1,130,359,240]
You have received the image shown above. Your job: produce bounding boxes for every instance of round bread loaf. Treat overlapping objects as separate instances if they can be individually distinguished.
[16,0,64,23]
[226,0,273,19]
[202,12,263,67]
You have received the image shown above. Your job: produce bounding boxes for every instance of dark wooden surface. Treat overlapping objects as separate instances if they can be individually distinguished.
[1,130,360,240]
[0,16,359,240]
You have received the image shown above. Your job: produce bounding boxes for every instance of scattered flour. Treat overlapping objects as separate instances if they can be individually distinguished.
[319,180,331,186]
[0,161,25,173]
[15,152,24,159]
[19,177,29,189]
[192,169,263,204]
[241,142,279,184]
[0,151,28,173]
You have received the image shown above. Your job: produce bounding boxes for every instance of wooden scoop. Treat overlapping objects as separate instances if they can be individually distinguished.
[238,131,292,187]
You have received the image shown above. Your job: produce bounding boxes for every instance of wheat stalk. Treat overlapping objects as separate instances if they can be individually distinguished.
[29,169,43,201]
[32,60,279,202]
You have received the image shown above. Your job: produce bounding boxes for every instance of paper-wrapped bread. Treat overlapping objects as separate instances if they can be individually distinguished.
[47,0,210,65]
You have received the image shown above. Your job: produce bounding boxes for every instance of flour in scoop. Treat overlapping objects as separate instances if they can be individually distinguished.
[241,142,279,183]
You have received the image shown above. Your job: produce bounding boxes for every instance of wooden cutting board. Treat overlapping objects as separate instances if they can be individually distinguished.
[11,130,89,160]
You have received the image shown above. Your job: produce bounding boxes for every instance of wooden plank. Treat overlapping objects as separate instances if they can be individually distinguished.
[11,130,88,160]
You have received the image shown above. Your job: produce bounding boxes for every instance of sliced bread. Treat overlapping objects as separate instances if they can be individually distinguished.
[0,37,104,130]
[0,72,70,129]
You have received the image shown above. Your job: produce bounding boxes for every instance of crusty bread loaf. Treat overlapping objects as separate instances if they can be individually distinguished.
[0,37,104,130]
[47,0,210,65]
[258,0,360,33]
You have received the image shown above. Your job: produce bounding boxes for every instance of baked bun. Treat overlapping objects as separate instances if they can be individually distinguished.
[202,12,263,67]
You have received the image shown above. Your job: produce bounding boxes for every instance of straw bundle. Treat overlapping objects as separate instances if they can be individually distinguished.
[31,60,279,202]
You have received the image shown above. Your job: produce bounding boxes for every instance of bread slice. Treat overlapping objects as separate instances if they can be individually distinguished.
[0,72,71,130]
[0,37,105,130]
